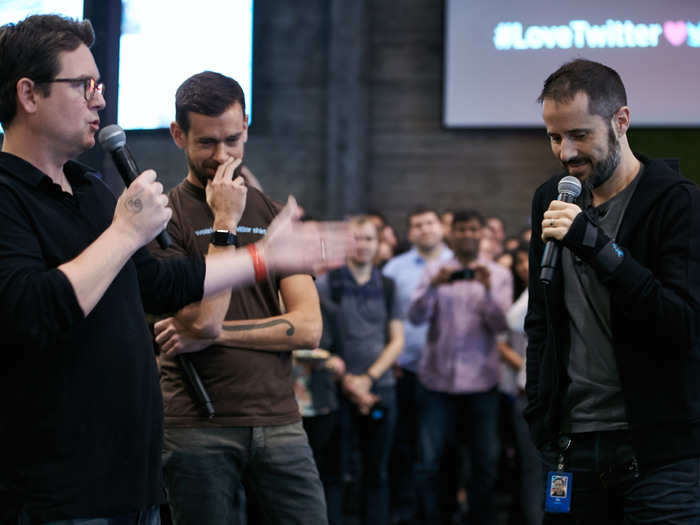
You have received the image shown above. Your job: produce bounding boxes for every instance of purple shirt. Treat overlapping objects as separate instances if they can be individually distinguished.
[409,257,512,394]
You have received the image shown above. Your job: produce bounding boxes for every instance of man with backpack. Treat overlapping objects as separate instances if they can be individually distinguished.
[315,214,404,525]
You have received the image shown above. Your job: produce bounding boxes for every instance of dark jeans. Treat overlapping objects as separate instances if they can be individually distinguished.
[162,423,327,525]
[512,396,544,525]
[336,386,397,525]
[388,368,420,523]
[33,506,160,525]
[414,384,500,525]
[303,412,343,525]
[541,430,700,524]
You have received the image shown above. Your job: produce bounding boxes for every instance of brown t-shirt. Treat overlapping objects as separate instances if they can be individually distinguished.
[154,179,300,427]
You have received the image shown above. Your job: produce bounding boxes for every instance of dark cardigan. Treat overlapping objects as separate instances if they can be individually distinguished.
[525,154,700,467]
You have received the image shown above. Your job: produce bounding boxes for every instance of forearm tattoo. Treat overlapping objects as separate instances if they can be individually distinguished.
[222,319,295,336]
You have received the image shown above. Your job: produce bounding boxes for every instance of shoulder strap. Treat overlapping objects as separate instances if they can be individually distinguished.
[328,268,344,304]
[381,275,395,317]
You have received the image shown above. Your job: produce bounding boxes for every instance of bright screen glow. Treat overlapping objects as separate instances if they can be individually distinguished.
[0,0,84,135]
[0,0,83,26]
[444,0,700,127]
[118,0,253,130]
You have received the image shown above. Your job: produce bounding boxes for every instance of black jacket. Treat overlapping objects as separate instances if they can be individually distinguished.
[525,154,700,466]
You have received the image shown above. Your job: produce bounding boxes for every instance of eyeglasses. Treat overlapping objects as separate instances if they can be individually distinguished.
[34,77,105,102]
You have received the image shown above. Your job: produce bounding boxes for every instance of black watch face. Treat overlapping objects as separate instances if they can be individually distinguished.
[211,230,237,246]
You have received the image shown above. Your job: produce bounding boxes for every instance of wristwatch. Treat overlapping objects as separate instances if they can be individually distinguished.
[210,229,237,246]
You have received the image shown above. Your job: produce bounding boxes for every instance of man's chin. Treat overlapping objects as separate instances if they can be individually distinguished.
[565,163,591,180]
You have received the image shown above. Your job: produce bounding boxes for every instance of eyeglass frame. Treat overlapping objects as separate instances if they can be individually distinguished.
[33,77,105,102]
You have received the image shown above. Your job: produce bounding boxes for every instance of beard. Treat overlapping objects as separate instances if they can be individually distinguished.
[188,157,218,187]
[187,157,243,186]
[563,126,621,190]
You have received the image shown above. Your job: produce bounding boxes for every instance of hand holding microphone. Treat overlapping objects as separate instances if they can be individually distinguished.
[98,125,172,249]
[539,176,582,284]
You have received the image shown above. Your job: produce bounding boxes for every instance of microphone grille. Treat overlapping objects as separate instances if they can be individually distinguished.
[558,175,582,198]
[97,124,126,152]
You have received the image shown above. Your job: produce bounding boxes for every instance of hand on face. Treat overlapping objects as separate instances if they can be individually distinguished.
[541,201,582,242]
[205,157,247,228]
[113,169,171,249]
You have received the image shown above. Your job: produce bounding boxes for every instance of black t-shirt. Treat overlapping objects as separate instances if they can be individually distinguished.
[0,152,205,521]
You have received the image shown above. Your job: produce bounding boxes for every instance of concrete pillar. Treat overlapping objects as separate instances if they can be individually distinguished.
[325,0,370,218]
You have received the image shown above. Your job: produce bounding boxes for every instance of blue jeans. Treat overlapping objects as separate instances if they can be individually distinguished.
[541,430,700,524]
[414,385,500,525]
[36,506,160,525]
[337,386,397,525]
[162,423,327,525]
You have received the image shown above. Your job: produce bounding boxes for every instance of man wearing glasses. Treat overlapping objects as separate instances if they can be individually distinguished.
[0,14,342,524]
[526,59,700,522]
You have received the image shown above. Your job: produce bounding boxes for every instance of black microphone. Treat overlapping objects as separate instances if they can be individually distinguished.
[178,355,215,418]
[539,175,582,285]
[97,124,171,249]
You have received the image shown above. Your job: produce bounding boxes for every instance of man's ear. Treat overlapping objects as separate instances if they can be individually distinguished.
[612,106,631,137]
[242,115,249,143]
[16,77,40,116]
[170,121,186,149]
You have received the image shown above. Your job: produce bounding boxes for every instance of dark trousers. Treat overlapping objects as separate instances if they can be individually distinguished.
[414,384,500,525]
[389,368,420,522]
[162,424,327,525]
[32,506,160,525]
[304,412,343,525]
[511,396,544,525]
[541,430,700,524]
[337,386,397,525]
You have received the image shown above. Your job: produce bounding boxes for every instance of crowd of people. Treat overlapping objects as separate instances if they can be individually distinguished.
[3,12,700,525]
[293,208,538,525]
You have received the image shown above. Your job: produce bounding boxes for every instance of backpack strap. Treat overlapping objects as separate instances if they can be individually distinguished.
[327,268,345,304]
[380,275,395,318]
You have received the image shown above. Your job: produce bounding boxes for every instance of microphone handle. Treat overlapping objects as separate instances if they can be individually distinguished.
[177,355,215,418]
[538,191,577,285]
[111,147,172,249]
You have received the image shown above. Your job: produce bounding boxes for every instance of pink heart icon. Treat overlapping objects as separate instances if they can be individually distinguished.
[663,21,687,46]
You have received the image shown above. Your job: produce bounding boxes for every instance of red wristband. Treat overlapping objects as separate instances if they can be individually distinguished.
[246,243,267,283]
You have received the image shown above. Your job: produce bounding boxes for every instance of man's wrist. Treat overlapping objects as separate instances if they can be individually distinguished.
[210,229,238,247]
[562,211,624,275]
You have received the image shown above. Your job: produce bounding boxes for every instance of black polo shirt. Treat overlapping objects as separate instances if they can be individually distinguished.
[0,152,205,521]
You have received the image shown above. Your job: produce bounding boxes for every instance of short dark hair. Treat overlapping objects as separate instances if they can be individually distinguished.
[452,209,485,228]
[537,59,627,121]
[0,14,94,129]
[175,71,246,133]
[407,206,440,226]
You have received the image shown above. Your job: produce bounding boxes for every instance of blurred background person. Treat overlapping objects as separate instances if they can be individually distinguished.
[382,206,453,525]
[497,242,543,525]
[316,215,404,525]
[409,209,512,525]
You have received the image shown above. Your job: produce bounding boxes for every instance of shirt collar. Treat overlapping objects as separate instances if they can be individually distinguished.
[410,244,453,265]
[0,151,96,189]
[342,265,382,287]
[182,178,206,201]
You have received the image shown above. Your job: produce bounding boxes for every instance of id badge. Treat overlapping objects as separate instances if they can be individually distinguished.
[545,471,572,513]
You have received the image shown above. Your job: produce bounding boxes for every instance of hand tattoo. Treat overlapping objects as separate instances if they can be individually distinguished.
[125,197,143,213]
